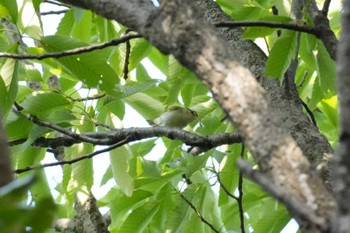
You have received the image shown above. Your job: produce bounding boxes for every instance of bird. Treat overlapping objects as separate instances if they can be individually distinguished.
[152,106,198,128]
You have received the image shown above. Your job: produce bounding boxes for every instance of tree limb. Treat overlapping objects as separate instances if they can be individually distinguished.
[305,0,338,60]
[332,0,350,230]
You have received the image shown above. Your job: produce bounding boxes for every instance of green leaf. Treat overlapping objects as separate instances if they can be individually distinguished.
[17,1,43,40]
[11,126,48,154]
[57,8,92,42]
[316,96,338,136]
[129,39,152,70]
[68,143,94,190]
[218,146,241,206]
[105,188,153,228]
[166,194,190,232]
[124,93,164,120]
[165,56,188,105]
[0,58,19,117]
[100,166,113,186]
[265,30,297,78]
[94,15,119,41]
[130,139,157,157]
[56,9,75,36]
[27,196,56,233]
[136,63,153,81]
[110,143,134,197]
[299,33,317,69]
[29,170,53,202]
[119,200,160,233]
[316,41,336,94]
[41,35,119,94]
[148,48,169,75]
[250,197,290,233]
[116,80,159,99]
[231,6,270,21]
[32,0,43,11]
[182,151,210,178]
[21,92,72,115]
[243,16,292,39]
[0,0,18,22]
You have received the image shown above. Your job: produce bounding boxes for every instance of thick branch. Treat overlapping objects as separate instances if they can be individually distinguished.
[305,0,338,60]
[237,159,326,229]
[10,127,242,150]
[195,0,333,189]
[333,0,350,231]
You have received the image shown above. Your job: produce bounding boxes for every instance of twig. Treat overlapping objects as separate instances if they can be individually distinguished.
[215,145,245,232]
[237,145,245,233]
[44,0,70,8]
[41,10,68,15]
[0,34,142,60]
[178,192,220,233]
[217,173,238,201]
[123,34,131,80]
[301,100,317,126]
[214,21,319,37]
[14,139,128,174]
[66,93,106,102]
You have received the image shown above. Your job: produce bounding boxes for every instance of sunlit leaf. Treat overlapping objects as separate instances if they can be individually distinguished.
[265,30,297,78]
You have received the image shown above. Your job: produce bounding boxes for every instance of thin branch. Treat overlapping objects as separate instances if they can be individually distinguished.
[216,145,245,232]
[44,0,70,8]
[41,10,68,15]
[322,0,332,16]
[214,21,320,36]
[178,192,220,233]
[123,35,131,80]
[14,139,128,174]
[0,34,142,60]
[237,145,245,233]
[301,100,317,126]
[13,103,109,145]
[217,173,238,201]
[66,93,106,102]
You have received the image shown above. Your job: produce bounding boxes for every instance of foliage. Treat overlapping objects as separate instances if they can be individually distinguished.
[0,0,340,232]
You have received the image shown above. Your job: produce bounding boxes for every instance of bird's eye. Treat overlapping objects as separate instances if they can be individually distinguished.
[189,109,198,116]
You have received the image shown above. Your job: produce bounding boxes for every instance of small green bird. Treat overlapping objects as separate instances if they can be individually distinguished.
[153,106,198,128]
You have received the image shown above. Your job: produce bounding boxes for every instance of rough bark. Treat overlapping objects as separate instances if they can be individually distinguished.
[333,0,350,231]
[56,0,335,231]
[194,0,333,188]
